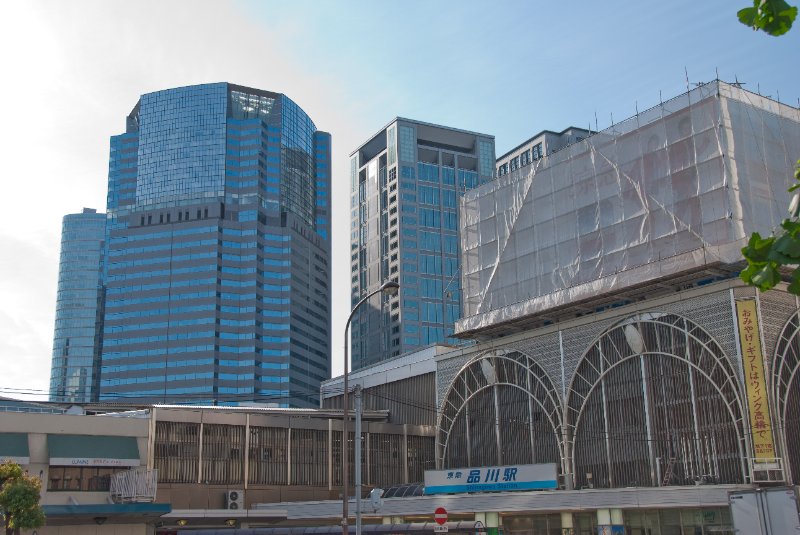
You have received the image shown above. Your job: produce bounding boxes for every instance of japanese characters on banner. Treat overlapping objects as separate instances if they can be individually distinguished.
[423,463,558,494]
[735,299,775,459]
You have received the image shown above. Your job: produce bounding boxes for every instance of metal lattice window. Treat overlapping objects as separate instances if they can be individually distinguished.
[566,313,746,489]
[437,349,563,470]
[248,426,287,485]
[154,421,199,483]
[773,310,800,484]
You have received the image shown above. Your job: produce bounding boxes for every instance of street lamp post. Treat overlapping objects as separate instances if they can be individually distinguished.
[342,280,399,535]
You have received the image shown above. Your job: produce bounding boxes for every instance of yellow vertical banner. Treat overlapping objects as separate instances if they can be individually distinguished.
[735,299,775,459]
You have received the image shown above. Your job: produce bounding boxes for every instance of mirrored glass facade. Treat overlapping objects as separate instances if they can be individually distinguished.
[49,208,107,403]
[349,119,494,369]
[56,83,331,407]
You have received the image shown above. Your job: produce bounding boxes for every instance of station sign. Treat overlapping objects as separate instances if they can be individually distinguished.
[424,463,558,495]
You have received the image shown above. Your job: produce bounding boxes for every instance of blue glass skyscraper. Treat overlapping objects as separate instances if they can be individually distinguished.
[93,83,331,407]
[49,208,107,403]
[349,119,494,369]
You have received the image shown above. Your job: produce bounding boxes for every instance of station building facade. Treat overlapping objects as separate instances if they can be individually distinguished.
[0,402,434,533]
[326,80,800,534]
[14,80,800,534]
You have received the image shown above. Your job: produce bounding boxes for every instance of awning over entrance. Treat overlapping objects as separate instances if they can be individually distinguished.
[43,503,171,526]
[48,434,140,467]
[0,433,30,465]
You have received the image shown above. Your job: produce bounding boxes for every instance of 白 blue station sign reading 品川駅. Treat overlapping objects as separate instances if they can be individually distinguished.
[423,463,558,495]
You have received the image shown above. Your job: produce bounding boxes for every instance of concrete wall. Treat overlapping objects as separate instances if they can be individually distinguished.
[0,411,149,506]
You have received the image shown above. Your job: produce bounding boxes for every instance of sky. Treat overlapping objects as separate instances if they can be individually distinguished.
[0,0,798,400]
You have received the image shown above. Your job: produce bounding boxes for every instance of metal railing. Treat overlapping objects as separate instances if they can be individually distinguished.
[110,468,158,503]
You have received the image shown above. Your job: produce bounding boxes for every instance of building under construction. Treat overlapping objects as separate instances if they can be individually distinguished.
[3,80,798,534]
[325,80,800,534]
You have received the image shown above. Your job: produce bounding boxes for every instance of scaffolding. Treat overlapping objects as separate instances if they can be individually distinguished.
[457,81,800,336]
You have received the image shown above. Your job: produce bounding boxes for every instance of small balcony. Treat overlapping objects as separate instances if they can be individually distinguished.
[110,468,158,503]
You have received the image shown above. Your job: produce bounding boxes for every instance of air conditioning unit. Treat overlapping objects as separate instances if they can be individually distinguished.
[226,489,244,510]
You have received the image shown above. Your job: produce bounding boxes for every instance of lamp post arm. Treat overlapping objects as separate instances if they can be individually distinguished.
[342,283,396,535]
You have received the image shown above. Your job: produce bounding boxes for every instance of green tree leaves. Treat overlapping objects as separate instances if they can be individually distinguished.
[738,0,797,36]
[0,462,45,535]
[741,161,800,294]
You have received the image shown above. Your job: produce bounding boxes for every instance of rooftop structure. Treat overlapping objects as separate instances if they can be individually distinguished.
[457,80,800,338]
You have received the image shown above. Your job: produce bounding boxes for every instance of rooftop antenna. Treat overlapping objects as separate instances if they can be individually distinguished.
[684,66,691,94]
[715,66,719,81]
[732,75,746,88]
[659,90,663,106]
[776,90,781,104]
[594,111,598,132]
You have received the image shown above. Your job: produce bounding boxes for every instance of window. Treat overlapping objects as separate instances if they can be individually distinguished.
[48,467,128,492]
[443,236,458,254]
[442,211,458,230]
[420,278,442,298]
[419,209,440,228]
[418,163,438,183]
[421,302,443,322]
[419,185,440,206]
[419,231,441,251]
[442,167,455,186]
[421,326,444,344]
[445,257,458,276]
[442,190,456,208]
[478,139,494,177]
[446,303,460,323]
[419,254,442,275]
[399,125,415,162]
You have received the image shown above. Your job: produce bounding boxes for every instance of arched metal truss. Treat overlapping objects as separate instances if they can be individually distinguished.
[436,349,563,470]
[772,310,800,484]
[565,313,747,489]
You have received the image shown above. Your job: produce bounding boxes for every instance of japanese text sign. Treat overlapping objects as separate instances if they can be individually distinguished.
[735,300,775,459]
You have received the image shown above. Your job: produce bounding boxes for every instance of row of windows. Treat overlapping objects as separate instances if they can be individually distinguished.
[105,316,216,334]
[498,142,544,176]
[102,372,218,387]
[418,209,458,230]
[104,330,217,346]
[107,277,217,295]
[103,358,215,373]
[103,345,215,361]
[110,225,217,244]
[109,238,218,257]
[108,252,217,270]
[106,303,292,321]
[48,467,126,492]
[103,345,290,361]
[138,208,211,226]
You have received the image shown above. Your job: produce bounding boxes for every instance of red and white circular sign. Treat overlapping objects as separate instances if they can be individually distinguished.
[434,507,448,525]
